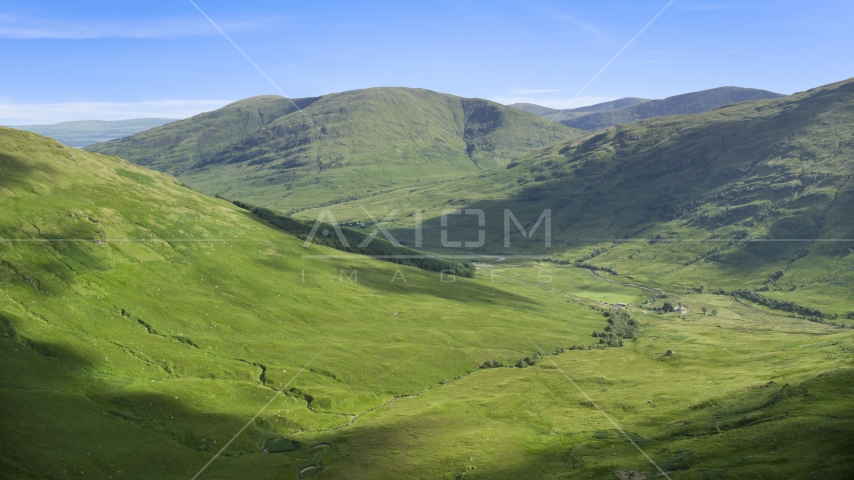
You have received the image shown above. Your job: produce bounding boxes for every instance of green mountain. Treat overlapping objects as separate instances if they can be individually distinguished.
[509,97,650,122]
[298,78,854,316]
[9,118,177,148]
[2,127,853,478]
[560,86,783,131]
[87,88,583,212]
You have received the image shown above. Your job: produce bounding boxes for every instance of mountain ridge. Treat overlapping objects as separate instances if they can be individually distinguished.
[509,97,651,122]
[295,77,854,314]
[560,86,783,130]
[87,87,584,211]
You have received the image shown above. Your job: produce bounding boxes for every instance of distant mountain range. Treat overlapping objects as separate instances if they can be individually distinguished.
[8,118,177,148]
[86,88,584,212]
[509,97,650,123]
[510,87,782,131]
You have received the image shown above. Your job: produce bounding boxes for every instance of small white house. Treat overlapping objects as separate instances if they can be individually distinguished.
[674,306,687,314]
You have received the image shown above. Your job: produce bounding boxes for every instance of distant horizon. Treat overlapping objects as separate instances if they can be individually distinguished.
[2,1,851,124]
[1,81,794,126]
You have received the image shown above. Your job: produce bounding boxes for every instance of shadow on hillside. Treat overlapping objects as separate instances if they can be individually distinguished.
[0,152,58,182]
[382,103,854,280]
[296,367,854,479]
[236,209,539,306]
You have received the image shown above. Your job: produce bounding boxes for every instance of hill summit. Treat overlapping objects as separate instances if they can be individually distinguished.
[87,87,583,212]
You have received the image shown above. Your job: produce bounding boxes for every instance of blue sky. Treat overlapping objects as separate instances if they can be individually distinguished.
[1,0,853,124]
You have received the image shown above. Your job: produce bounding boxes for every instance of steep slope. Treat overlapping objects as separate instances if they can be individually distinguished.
[86,95,319,176]
[509,97,650,122]
[3,123,853,479]
[9,118,177,148]
[298,78,854,313]
[561,86,783,131]
[87,88,583,212]
[0,126,599,478]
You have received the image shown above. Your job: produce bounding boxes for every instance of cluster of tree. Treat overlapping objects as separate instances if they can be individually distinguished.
[546,258,573,265]
[767,270,785,284]
[729,289,824,318]
[516,352,544,368]
[806,316,854,329]
[592,309,640,347]
[233,201,476,278]
[654,301,687,314]
[576,263,619,275]
[285,195,365,216]
[574,245,613,264]
[479,359,505,369]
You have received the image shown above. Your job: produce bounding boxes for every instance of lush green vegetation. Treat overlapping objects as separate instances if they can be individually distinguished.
[559,87,782,131]
[233,201,476,278]
[2,77,854,480]
[84,95,316,175]
[86,88,584,212]
[305,78,854,323]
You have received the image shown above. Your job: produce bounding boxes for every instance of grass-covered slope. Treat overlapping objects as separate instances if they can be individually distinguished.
[509,97,651,123]
[1,128,853,478]
[9,118,177,148]
[87,88,583,213]
[0,126,600,478]
[560,87,782,131]
[85,95,319,176]
[298,78,854,316]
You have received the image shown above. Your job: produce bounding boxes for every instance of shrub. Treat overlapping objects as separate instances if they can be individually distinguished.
[731,289,824,317]
[480,359,504,369]
[593,309,640,348]
[768,270,785,284]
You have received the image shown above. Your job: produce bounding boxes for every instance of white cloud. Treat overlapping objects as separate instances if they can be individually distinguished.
[490,95,619,109]
[0,14,271,40]
[0,100,234,125]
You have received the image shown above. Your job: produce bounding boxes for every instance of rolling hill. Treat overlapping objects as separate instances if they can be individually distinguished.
[1,127,853,478]
[9,118,177,148]
[560,86,783,131]
[297,78,854,316]
[86,88,584,212]
[509,97,650,123]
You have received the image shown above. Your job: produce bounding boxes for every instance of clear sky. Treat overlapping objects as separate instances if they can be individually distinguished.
[2,0,853,124]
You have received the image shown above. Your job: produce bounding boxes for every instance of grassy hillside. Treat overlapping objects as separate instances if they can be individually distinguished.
[509,97,650,123]
[561,87,782,131]
[297,78,854,318]
[1,128,853,478]
[9,118,177,148]
[85,96,318,176]
[87,88,583,213]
